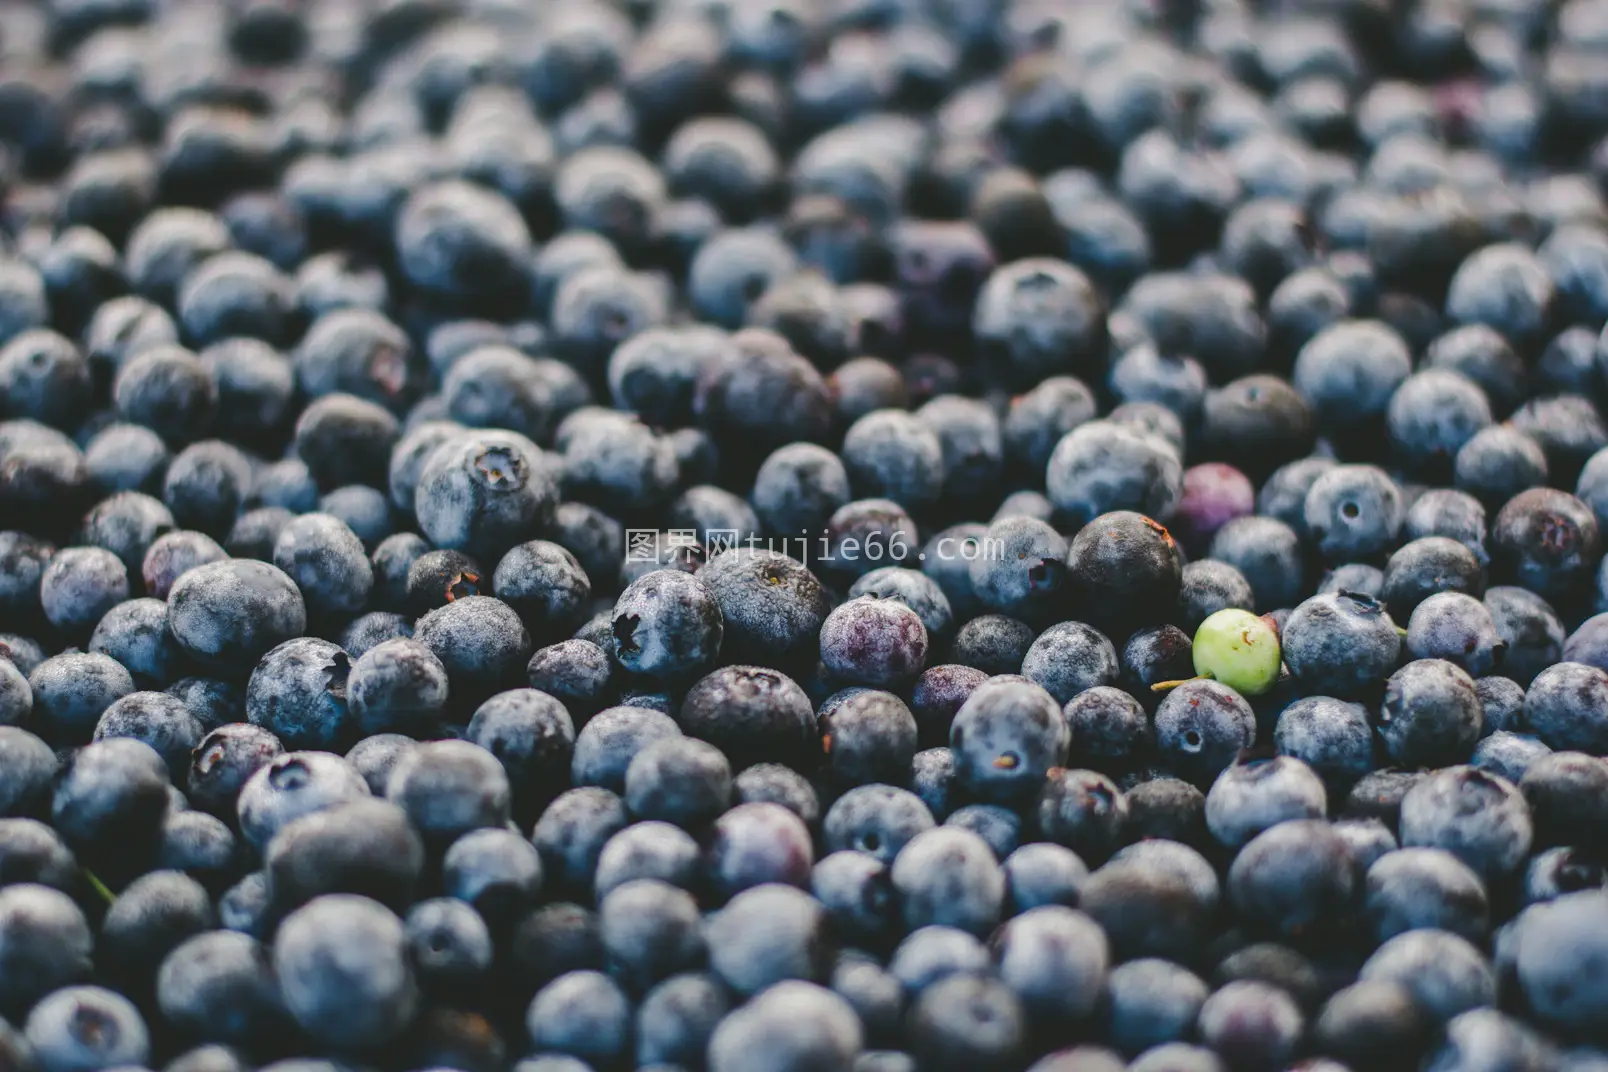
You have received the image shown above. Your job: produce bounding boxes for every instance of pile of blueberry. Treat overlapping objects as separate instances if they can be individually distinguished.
[12,0,1608,1070]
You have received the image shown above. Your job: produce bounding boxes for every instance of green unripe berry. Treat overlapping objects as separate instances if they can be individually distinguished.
[1192,608,1282,697]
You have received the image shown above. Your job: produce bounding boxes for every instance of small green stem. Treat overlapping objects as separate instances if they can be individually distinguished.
[83,870,115,907]
[1151,672,1213,694]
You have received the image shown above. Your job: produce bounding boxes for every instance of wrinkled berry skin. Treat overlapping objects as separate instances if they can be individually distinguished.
[611,570,724,681]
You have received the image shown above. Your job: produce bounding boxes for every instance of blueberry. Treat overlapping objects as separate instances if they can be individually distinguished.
[820,690,919,787]
[1485,586,1566,687]
[572,705,682,796]
[751,443,852,540]
[1085,841,1220,961]
[0,884,93,1019]
[158,808,241,892]
[269,513,372,622]
[1400,765,1532,882]
[141,530,226,602]
[671,668,816,775]
[416,432,559,563]
[156,931,286,1053]
[943,803,1021,859]
[636,973,731,1070]
[524,641,612,724]
[346,638,449,738]
[1294,320,1413,441]
[236,751,370,853]
[1474,676,1527,737]
[88,597,181,688]
[623,737,731,830]
[904,665,985,752]
[992,903,1108,1025]
[845,575,954,672]
[404,897,493,995]
[0,330,93,432]
[274,894,417,1049]
[944,677,1065,804]
[0,728,54,818]
[217,872,271,939]
[1492,488,1602,607]
[705,800,815,902]
[1003,376,1098,479]
[596,879,705,994]
[1206,756,1328,850]
[1510,395,1608,488]
[1446,241,1556,348]
[414,595,532,703]
[1021,623,1118,705]
[40,545,129,641]
[694,330,834,462]
[167,560,306,672]
[440,825,543,932]
[821,788,929,869]
[594,821,701,901]
[1381,536,1485,621]
[1523,661,1608,753]
[948,614,1035,675]
[1387,370,1494,480]
[1305,463,1405,564]
[1206,516,1306,612]
[1360,928,1496,1024]
[1365,847,1490,944]
[24,985,150,1072]
[707,981,862,1072]
[1273,696,1375,795]
[1046,421,1183,529]
[1154,680,1257,788]
[820,596,928,689]
[1283,592,1402,698]
[1404,488,1488,562]
[99,869,217,994]
[0,823,61,902]
[708,882,830,998]
[1195,981,1304,1072]
[186,724,283,822]
[81,424,169,498]
[94,691,204,783]
[317,485,393,551]
[1408,592,1508,677]
[973,258,1106,387]
[610,570,723,682]
[1312,979,1432,1072]
[381,740,509,851]
[244,638,353,752]
[906,973,1025,1072]
[533,787,630,901]
[405,548,485,616]
[1103,958,1210,1057]
[1122,777,1210,850]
